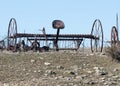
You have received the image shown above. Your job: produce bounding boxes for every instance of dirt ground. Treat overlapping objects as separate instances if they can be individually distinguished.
[0,50,120,86]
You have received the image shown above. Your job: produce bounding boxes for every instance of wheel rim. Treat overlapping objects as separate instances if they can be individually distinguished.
[91,19,103,52]
[111,26,118,46]
[7,18,17,47]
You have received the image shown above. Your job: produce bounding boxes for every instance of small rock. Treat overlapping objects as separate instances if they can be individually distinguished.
[95,69,100,75]
[88,81,95,85]
[87,70,93,74]
[39,57,43,59]
[38,70,41,73]
[83,64,86,66]
[57,85,60,86]
[76,75,82,79]
[57,65,64,69]
[44,62,51,66]
[70,71,76,75]
[71,65,79,70]
[64,70,77,76]
[107,78,112,81]
[93,67,99,70]
[69,83,74,85]
[112,75,119,79]
[30,59,36,63]
[118,78,120,81]
[99,67,104,70]
[45,70,56,76]
[84,80,90,84]
[81,75,87,79]
[104,81,112,85]
[90,53,94,56]
[86,54,89,56]
[100,77,106,80]
[100,70,108,75]
[44,74,48,76]
[3,83,9,86]
[58,76,64,79]
[111,81,117,85]
[108,73,113,77]
[28,70,31,72]
[25,73,29,76]
[94,67,108,76]
[99,77,106,82]
[73,85,78,86]
[84,80,96,85]
[66,77,72,81]
[113,68,119,72]
[23,68,26,71]
[34,70,37,73]
[55,77,58,80]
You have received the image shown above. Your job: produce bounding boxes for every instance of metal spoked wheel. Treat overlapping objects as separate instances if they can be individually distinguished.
[91,19,103,52]
[111,26,118,46]
[7,18,17,48]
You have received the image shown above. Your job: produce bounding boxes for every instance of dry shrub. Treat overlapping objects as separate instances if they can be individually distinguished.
[105,45,120,62]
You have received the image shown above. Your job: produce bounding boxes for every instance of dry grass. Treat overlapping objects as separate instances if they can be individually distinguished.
[0,50,120,85]
[105,45,120,62]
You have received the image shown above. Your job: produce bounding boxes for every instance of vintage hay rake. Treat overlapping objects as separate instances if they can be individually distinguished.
[6,18,103,52]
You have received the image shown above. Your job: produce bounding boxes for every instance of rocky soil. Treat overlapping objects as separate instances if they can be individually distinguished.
[0,50,120,86]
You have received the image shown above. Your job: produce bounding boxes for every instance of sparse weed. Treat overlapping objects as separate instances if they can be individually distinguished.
[105,45,120,62]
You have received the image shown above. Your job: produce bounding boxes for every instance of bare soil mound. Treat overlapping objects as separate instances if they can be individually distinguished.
[0,51,120,86]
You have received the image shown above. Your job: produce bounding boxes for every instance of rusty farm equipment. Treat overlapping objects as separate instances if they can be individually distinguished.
[111,26,119,46]
[110,14,119,46]
[6,18,103,52]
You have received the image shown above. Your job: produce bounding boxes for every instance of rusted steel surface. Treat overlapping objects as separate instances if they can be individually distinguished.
[52,20,65,51]
[27,38,83,41]
[0,40,5,50]
[52,20,65,29]
[111,26,118,46]
[10,33,99,39]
